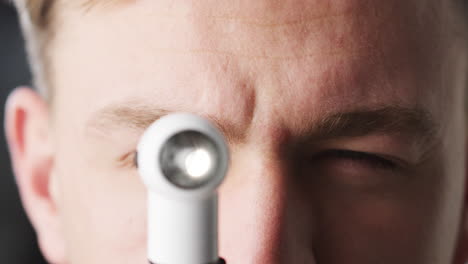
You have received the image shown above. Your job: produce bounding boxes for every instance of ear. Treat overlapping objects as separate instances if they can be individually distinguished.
[4,87,66,263]
[452,138,468,264]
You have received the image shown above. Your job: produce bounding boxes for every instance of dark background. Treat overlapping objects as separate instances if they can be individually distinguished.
[0,2,48,263]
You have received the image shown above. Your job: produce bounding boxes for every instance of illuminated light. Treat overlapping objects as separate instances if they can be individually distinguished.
[160,130,220,189]
[184,148,213,179]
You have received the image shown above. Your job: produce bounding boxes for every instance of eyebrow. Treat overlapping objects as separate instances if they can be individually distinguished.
[79,0,131,12]
[86,102,440,146]
[304,107,439,143]
[86,102,244,143]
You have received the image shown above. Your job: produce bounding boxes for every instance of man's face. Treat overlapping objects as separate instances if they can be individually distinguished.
[10,0,468,263]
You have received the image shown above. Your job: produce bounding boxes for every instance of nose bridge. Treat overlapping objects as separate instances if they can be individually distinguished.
[218,138,319,263]
[218,148,290,263]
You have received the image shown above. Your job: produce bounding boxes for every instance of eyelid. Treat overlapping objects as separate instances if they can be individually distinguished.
[311,149,408,171]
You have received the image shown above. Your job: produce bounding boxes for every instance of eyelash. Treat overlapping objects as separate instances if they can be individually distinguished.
[117,151,139,169]
[311,149,399,170]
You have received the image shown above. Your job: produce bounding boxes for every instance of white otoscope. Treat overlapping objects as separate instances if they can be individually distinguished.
[137,113,229,264]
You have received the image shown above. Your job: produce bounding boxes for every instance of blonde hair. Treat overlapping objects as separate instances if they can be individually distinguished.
[13,0,57,101]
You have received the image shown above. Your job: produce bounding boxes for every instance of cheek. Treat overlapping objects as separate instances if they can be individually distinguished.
[308,155,454,264]
[312,192,435,263]
[54,139,148,262]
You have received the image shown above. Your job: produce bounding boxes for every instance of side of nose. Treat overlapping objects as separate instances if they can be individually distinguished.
[218,149,316,264]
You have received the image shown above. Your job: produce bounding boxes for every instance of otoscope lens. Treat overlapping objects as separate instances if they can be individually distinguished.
[159,131,221,189]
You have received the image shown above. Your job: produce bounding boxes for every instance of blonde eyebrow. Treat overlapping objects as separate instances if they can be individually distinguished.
[86,102,245,144]
[79,0,133,12]
[309,107,438,142]
[87,100,439,152]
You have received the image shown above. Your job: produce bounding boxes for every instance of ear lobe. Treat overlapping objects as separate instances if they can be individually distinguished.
[4,87,66,263]
[453,211,468,263]
[452,140,468,264]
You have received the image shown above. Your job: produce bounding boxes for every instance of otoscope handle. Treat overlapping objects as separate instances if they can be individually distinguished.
[149,258,226,264]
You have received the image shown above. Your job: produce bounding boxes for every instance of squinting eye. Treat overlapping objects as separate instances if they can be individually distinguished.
[311,149,400,171]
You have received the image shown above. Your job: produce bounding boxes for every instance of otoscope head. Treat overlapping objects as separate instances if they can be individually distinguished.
[137,113,229,199]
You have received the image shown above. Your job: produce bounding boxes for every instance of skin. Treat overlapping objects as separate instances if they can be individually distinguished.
[4,0,468,263]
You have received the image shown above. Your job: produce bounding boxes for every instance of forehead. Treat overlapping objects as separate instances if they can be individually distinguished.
[51,0,454,136]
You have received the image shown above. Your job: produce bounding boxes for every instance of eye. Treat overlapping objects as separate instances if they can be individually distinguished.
[118,151,138,169]
[311,149,400,171]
